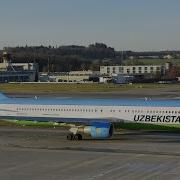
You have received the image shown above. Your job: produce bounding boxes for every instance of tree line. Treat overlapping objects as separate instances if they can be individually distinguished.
[2,43,118,72]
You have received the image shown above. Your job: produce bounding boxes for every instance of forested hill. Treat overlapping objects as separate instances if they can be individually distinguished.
[3,43,119,72]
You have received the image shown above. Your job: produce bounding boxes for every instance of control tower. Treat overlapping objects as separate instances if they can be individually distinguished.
[2,51,11,64]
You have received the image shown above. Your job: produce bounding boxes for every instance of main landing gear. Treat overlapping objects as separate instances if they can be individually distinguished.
[67,133,82,140]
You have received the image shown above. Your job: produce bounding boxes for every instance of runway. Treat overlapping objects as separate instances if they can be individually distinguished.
[0,127,180,180]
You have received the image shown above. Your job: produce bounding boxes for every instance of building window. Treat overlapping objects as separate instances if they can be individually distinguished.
[150,67,154,73]
[113,67,116,74]
[132,67,136,74]
[138,67,142,73]
[107,67,110,74]
[145,67,148,73]
[119,67,123,73]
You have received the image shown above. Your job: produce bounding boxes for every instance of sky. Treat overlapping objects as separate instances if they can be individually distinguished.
[0,0,180,51]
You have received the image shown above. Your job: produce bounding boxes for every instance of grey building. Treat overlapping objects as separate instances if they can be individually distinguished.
[0,52,38,82]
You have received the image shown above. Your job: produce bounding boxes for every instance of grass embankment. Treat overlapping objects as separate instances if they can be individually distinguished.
[0,120,69,129]
[1,120,180,131]
[0,83,179,93]
[114,123,180,131]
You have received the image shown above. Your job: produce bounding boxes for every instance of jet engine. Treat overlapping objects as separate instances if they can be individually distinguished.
[67,121,113,140]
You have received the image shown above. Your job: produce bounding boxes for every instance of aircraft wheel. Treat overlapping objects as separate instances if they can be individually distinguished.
[67,134,73,140]
[74,134,82,140]
[78,134,82,140]
[74,134,79,140]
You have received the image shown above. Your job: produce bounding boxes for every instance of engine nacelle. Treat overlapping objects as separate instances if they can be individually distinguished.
[74,122,113,139]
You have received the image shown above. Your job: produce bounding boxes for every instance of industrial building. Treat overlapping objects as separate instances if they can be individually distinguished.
[39,70,99,83]
[0,52,38,82]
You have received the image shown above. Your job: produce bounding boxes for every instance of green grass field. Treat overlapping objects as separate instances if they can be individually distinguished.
[114,122,180,131]
[0,83,179,93]
[0,119,69,128]
[1,119,180,131]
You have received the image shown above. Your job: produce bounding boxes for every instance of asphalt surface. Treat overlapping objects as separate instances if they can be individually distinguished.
[0,127,180,180]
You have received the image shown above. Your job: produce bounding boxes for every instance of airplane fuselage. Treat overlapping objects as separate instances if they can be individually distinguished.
[1,96,180,125]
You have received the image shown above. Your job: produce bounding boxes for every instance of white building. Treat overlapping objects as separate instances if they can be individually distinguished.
[100,65,168,76]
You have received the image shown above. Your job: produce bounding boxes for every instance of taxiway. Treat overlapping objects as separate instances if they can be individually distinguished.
[0,127,180,180]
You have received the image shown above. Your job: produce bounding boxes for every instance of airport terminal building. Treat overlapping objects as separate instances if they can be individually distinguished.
[0,52,38,82]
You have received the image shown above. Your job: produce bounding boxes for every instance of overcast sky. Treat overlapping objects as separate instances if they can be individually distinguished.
[0,0,180,51]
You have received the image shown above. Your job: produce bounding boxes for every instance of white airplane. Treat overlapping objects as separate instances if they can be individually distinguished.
[0,93,180,140]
